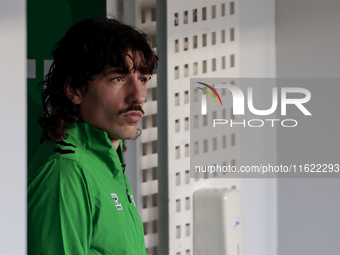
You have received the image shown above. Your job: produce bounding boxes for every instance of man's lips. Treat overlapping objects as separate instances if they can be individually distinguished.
[122,111,143,122]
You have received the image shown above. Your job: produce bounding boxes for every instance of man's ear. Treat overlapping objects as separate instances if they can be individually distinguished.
[64,76,82,105]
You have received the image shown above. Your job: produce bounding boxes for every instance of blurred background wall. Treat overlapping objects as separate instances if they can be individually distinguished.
[276,0,340,254]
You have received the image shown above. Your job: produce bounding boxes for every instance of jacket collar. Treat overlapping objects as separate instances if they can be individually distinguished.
[64,121,124,166]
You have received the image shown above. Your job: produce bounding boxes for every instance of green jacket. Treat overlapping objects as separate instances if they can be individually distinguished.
[28,121,148,255]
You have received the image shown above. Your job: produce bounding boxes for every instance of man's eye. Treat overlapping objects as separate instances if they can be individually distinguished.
[140,76,152,83]
[111,77,125,82]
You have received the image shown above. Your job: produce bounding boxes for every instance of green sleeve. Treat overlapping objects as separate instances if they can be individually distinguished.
[28,157,93,255]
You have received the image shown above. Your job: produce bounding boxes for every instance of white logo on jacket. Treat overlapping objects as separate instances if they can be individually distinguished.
[111,193,123,210]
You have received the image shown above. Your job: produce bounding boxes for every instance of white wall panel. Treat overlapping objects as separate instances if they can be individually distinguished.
[238,0,277,254]
[167,1,240,254]
[0,0,26,254]
[276,0,340,254]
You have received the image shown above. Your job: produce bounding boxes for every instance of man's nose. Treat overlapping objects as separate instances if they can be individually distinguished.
[125,75,146,104]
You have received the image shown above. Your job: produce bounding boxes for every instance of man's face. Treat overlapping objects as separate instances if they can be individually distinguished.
[77,51,150,142]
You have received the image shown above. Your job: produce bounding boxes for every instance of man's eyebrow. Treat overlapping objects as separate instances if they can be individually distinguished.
[105,67,152,76]
[137,67,152,75]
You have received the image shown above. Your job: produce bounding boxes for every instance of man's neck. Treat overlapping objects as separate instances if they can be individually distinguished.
[111,139,120,150]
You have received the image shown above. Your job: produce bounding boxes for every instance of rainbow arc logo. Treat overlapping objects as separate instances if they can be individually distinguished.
[196,82,223,115]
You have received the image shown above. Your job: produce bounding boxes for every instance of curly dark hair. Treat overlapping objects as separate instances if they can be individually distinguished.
[38,18,159,143]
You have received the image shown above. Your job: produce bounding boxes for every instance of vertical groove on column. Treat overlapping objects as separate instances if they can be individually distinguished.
[156,0,169,254]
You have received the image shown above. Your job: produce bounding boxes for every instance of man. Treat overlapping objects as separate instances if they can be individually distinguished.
[28,18,158,255]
